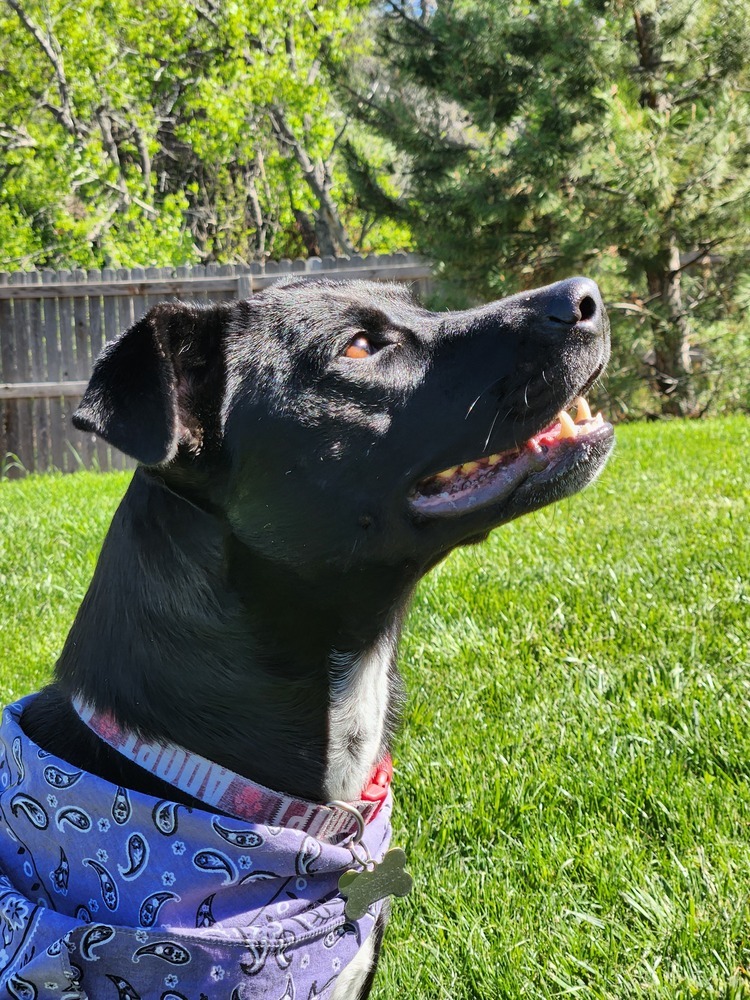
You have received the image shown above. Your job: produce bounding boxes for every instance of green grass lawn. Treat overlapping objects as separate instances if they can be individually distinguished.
[1,417,749,998]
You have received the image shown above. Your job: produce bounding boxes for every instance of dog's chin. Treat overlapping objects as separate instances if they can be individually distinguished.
[407,399,614,527]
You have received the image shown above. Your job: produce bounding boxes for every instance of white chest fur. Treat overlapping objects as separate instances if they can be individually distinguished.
[323,641,393,802]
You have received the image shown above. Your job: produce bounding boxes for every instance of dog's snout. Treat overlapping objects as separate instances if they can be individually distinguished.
[540,277,603,331]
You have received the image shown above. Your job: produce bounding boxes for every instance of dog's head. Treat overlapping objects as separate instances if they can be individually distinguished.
[74,278,613,577]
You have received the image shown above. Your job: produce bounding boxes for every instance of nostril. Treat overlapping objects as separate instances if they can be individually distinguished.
[579,295,597,322]
[542,278,602,327]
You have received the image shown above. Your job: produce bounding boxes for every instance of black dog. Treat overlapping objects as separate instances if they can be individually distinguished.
[16,276,613,998]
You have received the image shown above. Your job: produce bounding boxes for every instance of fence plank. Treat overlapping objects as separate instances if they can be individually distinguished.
[11,273,35,472]
[102,267,119,349]
[1,275,20,472]
[130,266,146,325]
[237,270,253,300]
[26,270,50,472]
[0,258,431,299]
[191,264,206,304]
[56,269,77,472]
[144,265,164,315]
[0,382,89,399]
[0,273,13,474]
[71,268,96,469]
[216,263,235,302]
[41,270,65,474]
[0,277,237,299]
[117,268,135,331]
[113,267,146,471]
[203,263,219,304]
[85,268,110,473]
[0,255,432,476]
[87,268,104,363]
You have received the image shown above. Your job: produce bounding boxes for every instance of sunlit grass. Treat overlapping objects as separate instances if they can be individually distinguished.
[1,418,749,998]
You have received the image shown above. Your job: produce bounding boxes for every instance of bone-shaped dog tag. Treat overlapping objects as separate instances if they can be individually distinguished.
[339,847,413,920]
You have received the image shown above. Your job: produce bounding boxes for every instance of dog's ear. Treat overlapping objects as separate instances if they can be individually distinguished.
[73,301,229,465]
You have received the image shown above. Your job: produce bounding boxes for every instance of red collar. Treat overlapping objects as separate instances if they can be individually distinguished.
[361,756,392,814]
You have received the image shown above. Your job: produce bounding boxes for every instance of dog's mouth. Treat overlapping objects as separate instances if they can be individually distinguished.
[408,396,614,518]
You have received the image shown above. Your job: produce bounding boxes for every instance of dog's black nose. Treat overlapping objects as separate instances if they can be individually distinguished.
[539,277,603,329]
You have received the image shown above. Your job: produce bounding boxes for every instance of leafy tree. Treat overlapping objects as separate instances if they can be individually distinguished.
[343,0,750,416]
[0,0,411,269]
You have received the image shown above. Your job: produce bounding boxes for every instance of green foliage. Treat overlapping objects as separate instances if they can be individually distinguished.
[1,417,749,993]
[345,0,750,417]
[0,0,408,269]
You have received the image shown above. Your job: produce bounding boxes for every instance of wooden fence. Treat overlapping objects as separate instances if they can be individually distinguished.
[0,253,431,477]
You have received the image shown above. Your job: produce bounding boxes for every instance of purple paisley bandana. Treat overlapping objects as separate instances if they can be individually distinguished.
[0,696,392,999]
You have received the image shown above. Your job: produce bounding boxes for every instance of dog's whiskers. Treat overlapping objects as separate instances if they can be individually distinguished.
[482,410,500,453]
[346,535,360,570]
[465,376,507,420]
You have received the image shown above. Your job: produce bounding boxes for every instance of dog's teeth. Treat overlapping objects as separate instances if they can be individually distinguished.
[558,410,578,439]
[460,461,481,475]
[488,453,502,465]
[435,465,458,481]
[593,411,604,425]
[573,396,592,423]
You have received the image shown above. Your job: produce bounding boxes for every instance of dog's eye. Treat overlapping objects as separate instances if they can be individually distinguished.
[343,335,376,360]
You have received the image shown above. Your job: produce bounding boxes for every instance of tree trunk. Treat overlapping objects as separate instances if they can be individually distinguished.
[268,105,355,257]
[633,10,695,415]
[647,240,696,416]
[632,9,670,113]
[293,209,321,256]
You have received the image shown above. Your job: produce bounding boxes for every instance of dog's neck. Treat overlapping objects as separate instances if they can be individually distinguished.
[55,469,411,803]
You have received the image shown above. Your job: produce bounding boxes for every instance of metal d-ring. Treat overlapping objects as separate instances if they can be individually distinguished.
[348,839,375,871]
[326,799,365,848]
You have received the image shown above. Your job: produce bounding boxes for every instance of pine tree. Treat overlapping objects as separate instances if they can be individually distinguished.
[344,0,750,416]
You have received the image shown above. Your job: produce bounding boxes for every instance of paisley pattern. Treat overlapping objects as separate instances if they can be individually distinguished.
[0,696,392,998]
[117,834,149,881]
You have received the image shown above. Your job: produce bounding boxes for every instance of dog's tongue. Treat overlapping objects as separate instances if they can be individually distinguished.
[527,397,604,451]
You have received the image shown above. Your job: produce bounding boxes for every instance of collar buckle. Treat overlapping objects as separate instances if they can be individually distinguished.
[360,756,392,819]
